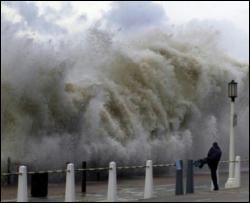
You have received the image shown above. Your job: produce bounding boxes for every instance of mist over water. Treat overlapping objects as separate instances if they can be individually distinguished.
[1,5,249,170]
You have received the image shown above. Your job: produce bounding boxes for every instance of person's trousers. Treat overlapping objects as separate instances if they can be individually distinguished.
[208,163,219,190]
[199,158,219,190]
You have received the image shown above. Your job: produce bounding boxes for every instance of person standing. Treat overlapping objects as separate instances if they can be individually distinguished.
[207,142,222,190]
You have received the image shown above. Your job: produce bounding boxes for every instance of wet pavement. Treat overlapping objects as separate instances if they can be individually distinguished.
[1,172,249,202]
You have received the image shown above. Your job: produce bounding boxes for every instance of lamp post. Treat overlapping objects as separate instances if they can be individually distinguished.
[225,80,238,188]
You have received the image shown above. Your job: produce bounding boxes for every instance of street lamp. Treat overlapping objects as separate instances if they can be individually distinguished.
[228,80,237,102]
[225,80,238,188]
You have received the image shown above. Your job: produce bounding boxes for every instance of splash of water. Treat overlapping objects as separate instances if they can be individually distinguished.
[1,27,249,169]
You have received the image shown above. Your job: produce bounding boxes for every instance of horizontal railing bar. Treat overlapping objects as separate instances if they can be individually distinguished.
[1,160,248,176]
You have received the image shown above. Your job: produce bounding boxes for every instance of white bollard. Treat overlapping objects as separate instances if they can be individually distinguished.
[235,156,241,188]
[144,160,153,199]
[210,169,219,191]
[65,163,75,202]
[17,165,28,202]
[107,162,117,202]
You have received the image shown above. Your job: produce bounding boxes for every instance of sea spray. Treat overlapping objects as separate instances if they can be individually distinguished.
[1,27,249,169]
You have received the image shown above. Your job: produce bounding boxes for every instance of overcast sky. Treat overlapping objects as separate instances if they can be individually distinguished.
[1,1,249,60]
[2,1,249,32]
[160,1,249,31]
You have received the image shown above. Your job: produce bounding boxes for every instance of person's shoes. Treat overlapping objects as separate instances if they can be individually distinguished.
[214,187,219,191]
[199,162,204,168]
[193,158,207,168]
[199,159,205,168]
[193,160,200,167]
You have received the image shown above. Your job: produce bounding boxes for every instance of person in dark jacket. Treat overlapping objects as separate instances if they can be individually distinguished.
[194,142,222,190]
[207,142,222,190]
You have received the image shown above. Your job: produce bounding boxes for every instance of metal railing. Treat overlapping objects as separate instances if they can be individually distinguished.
[1,159,248,177]
[1,158,248,202]
[1,163,176,176]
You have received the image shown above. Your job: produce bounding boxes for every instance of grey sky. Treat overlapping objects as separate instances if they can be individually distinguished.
[2,1,249,33]
[160,1,249,33]
[105,1,167,31]
[1,1,249,60]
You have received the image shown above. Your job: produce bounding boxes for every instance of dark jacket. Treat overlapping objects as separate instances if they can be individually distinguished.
[207,144,222,162]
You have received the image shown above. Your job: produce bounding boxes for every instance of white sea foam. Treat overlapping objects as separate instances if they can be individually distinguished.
[1,21,249,169]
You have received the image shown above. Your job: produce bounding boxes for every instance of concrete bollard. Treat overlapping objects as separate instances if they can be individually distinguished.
[210,169,219,191]
[235,156,241,188]
[107,162,117,202]
[17,165,28,202]
[175,160,184,195]
[186,160,194,194]
[65,163,75,202]
[144,160,153,199]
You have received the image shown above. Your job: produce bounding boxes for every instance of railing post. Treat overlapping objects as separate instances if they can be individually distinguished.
[81,161,87,193]
[107,162,117,202]
[235,156,241,187]
[7,157,11,185]
[186,160,194,194]
[65,163,75,202]
[31,172,48,197]
[97,171,101,181]
[17,165,28,202]
[144,160,153,199]
[175,160,183,195]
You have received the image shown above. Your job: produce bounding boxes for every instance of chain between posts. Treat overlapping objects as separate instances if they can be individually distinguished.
[75,167,110,172]
[220,159,249,164]
[1,160,248,176]
[153,163,176,167]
